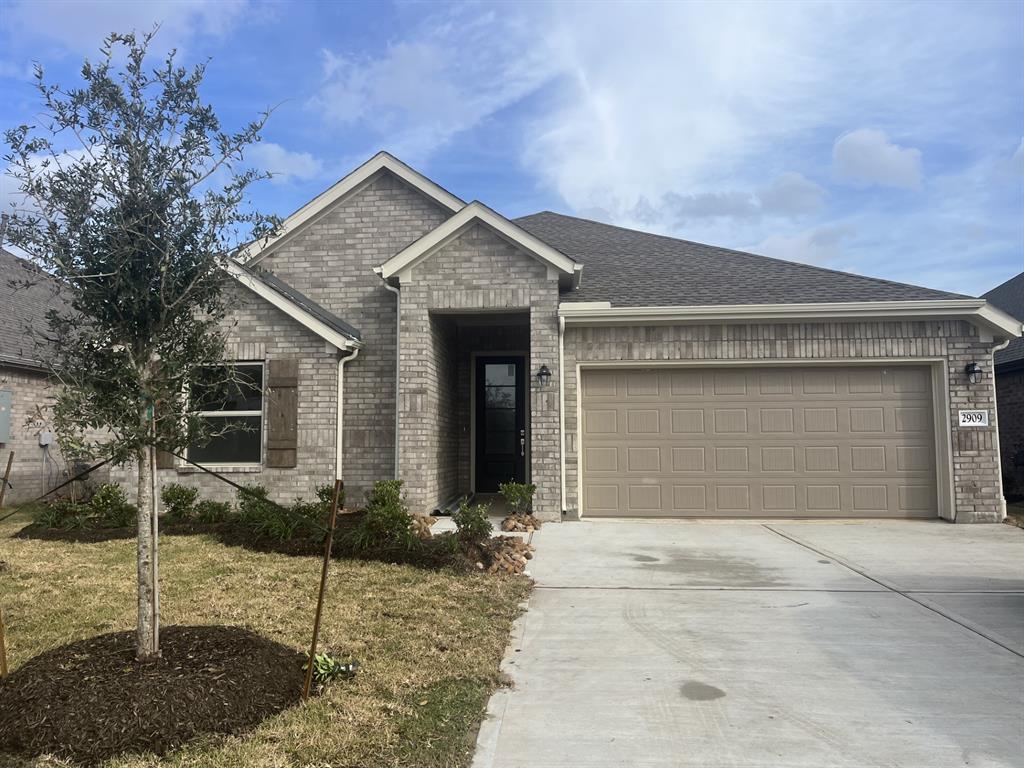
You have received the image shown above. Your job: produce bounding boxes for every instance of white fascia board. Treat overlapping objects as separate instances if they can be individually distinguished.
[559,299,1024,338]
[242,151,465,265]
[226,261,362,351]
[378,201,578,279]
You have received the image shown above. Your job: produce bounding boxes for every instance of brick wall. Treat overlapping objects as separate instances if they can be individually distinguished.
[0,366,62,505]
[398,223,561,517]
[562,319,1004,523]
[995,367,1024,499]
[258,172,451,504]
[111,281,340,506]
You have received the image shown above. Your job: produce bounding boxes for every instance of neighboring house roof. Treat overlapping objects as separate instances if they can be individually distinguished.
[515,211,970,306]
[983,271,1024,369]
[243,151,465,267]
[0,248,67,371]
[226,260,362,350]
[377,201,580,286]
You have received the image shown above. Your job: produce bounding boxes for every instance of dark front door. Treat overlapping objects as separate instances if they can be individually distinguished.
[475,356,527,492]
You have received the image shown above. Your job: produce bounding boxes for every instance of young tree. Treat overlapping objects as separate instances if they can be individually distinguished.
[3,30,278,660]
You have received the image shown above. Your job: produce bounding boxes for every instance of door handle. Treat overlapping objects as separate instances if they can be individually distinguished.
[520,437,526,457]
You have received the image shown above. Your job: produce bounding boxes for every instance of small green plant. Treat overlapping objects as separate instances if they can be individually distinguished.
[315,483,344,511]
[348,480,418,553]
[35,499,78,529]
[453,500,492,543]
[303,652,358,692]
[88,484,137,528]
[194,499,233,524]
[498,482,536,516]
[236,484,274,525]
[161,483,199,522]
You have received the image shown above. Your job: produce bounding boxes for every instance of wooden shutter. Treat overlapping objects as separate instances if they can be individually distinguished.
[265,359,299,468]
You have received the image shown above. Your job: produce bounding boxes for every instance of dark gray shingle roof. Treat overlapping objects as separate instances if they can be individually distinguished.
[0,249,67,370]
[982,272,1024,369]
[515,211,969,307]
[234,263,361,342]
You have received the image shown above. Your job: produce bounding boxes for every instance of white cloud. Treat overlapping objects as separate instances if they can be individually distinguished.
[308,7,557,163]
[757,172,825,217]
[3,0,248,55]
[0,59,34,80]
[246,143,323,185]
[832,129,922,189]
[754,223,856,266]
[1012,138,1024,176]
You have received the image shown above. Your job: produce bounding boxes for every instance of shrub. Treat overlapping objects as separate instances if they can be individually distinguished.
[498,482,536,516]
[35,498,79,529]
[303,652,358,692]
[88,484,136,528]
[315,483,344,512]
[194,499,233,524]
[453,500,492,543]
[161,483,199,522]
[348,480,418,553]
[236,484,274,526]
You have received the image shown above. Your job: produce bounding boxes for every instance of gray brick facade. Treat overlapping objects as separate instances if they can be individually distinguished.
[562,319,1005,522]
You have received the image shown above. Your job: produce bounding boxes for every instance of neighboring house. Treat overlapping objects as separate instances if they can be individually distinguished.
[128,152,1021,523]
[0,248,69,505]
[983,272,1024,501]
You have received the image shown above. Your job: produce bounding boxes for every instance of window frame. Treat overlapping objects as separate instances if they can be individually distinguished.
[185,361,265,468]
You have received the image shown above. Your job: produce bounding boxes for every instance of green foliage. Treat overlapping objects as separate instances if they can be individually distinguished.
[453,500,492,543]
[161,483,200,522]
[194,499,233,524]
[315,483,344,511]
[2,30,279,465]
[236,484,274,526]
[34,499,78,529]
[348,480,418,553]
[303,652,358,690]
[234,484,323,542]
[498,482,536,516]
[88,484,137,528]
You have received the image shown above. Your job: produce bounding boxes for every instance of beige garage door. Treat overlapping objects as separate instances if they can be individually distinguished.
[580,366,938,518]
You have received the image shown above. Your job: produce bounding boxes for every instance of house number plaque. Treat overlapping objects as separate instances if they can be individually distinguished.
[958,410,989,427]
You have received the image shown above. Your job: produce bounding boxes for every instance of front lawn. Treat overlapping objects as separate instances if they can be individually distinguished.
[0,508,530,767]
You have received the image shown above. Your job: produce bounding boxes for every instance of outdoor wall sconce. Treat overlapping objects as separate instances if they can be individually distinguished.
[964,362,983,385]
[536,364,552,387]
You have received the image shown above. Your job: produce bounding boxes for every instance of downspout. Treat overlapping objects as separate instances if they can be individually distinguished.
[559,315,567,518]
[990,338,1012,520]
[381,275,401,478]
[336,347,360,480]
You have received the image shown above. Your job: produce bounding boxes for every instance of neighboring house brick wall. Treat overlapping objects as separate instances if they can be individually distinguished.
[112,282,339,506]
[995,368,1024,498]
[257,172,451,503]
[562,319,1004,523]
[0,366,61,505]
[398,223,562,518]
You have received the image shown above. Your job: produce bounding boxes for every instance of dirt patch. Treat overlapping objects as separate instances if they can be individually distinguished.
[0,625,305,765]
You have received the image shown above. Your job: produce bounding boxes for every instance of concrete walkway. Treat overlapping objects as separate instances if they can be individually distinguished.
[472,520,1024,768]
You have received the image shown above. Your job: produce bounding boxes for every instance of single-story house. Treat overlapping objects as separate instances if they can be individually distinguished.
[132,152,1022,523]
[0,248,70,505]
[983,271,1024,501]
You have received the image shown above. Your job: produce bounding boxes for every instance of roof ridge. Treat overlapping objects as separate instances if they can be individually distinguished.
[515,210,969,301]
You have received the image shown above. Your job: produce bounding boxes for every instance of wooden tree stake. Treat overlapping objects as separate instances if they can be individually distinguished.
[0,451,14,509]
[0,607,8,679]
[302,478,343,699]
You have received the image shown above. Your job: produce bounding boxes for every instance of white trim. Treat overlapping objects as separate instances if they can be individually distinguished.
[226,261,361,351]
[378,201,578,280]
[571,357,955,522]
[336,348,360,481]
[242,152,463,265]
[558,299,1024,339]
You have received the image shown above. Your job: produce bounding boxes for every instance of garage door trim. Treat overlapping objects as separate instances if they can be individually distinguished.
[574,358,954,520]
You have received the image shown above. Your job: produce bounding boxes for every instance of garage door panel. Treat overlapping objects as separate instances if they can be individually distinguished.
[580,366,937,518]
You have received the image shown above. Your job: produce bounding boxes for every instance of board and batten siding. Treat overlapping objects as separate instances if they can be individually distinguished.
[562,319,1004,523]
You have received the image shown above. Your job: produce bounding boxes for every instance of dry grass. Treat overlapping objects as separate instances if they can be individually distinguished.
[0,509,531,767]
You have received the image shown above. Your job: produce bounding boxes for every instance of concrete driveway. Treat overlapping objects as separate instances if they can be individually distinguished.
[473,520,1024,768]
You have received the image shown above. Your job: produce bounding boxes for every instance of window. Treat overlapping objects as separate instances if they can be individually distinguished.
[188,362,263,464]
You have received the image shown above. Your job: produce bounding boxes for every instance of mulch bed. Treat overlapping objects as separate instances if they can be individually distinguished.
[0,625,305,765]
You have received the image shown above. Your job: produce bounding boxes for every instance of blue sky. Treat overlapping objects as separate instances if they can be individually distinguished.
[1,0,1021,296]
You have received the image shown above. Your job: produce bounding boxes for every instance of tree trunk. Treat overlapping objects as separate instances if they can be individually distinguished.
[135,441,160,661]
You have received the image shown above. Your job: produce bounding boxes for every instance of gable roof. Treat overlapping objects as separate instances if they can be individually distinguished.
[0,248,68,371]
[983,272,1024,368]
[377,201,580,284]
[243,151,465,266]
[515,211,969,306]
[226,261,361,350]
